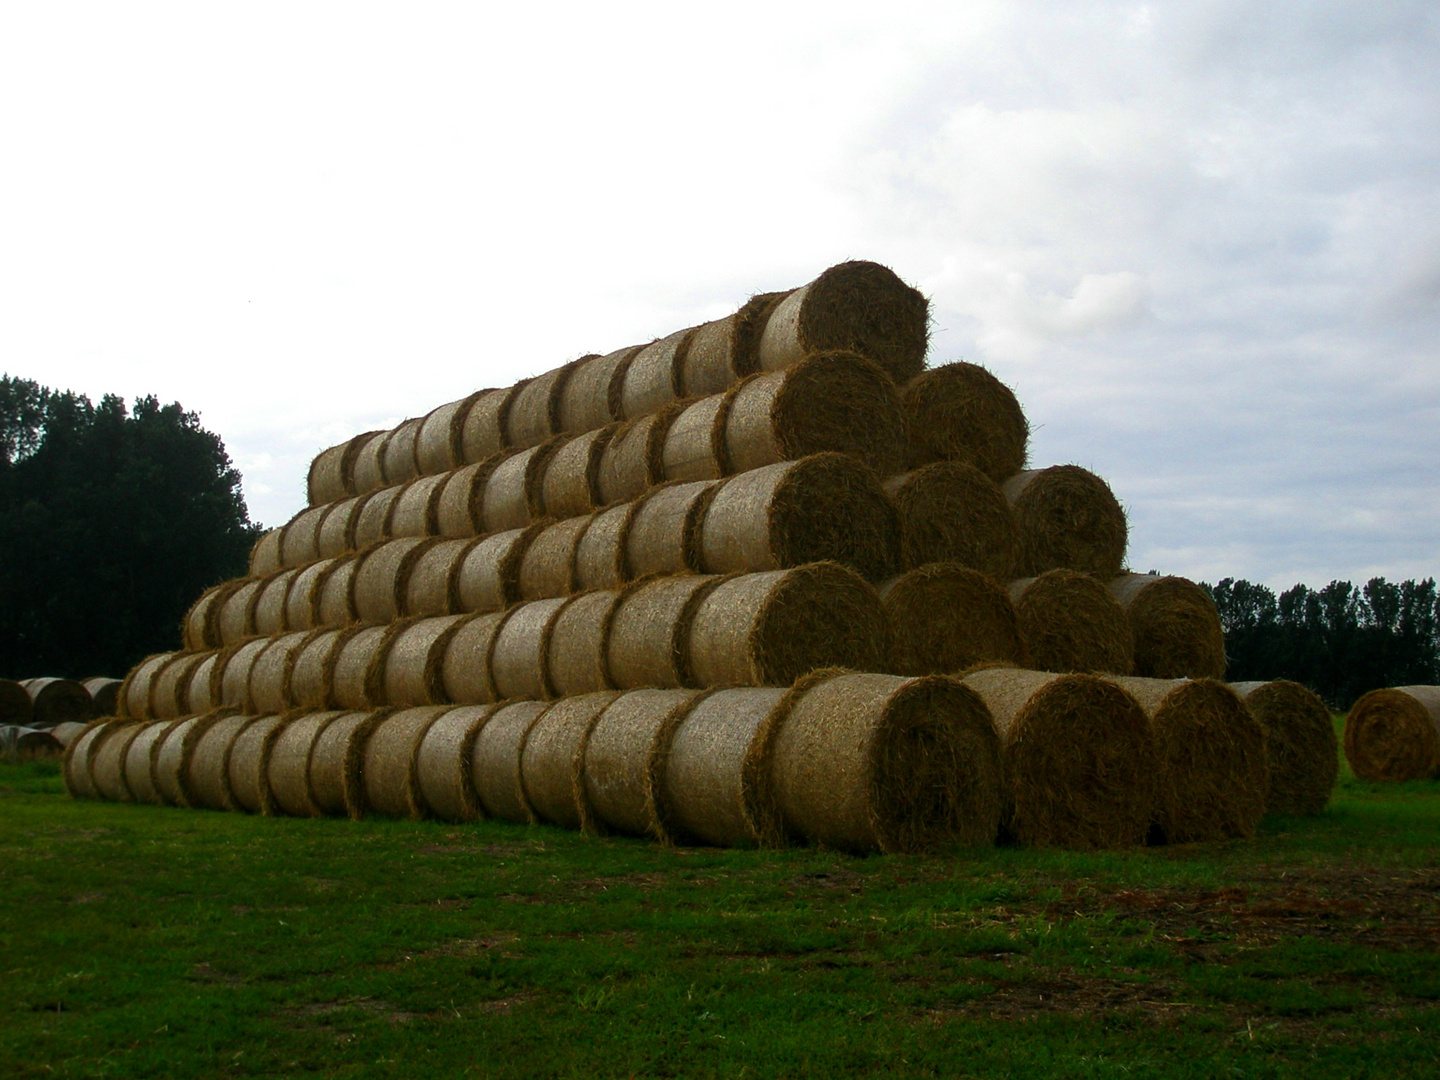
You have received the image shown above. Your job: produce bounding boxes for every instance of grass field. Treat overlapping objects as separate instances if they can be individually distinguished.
[2,731,1436,1079]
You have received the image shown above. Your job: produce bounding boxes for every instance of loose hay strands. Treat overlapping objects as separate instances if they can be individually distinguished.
[519,691,622,830]
[1116,676,1270,843]
[491,598,571,701]
[581,688,706,840]
[575,504,637,591]
[606,575,720,689]
[380,615,470,706]
[316,495,367,559]
[1109,573,1227,680]
[961,667,1157,849]
[182,582,232,650]
[353,536,438,624]
[330,625,393,710]
[309,709,389,819]
[416,393,481,476]
[228,714,288,814]
[626,481,718,579]
[664,687,789,848]
[316,555,361,627]
[1231,680,1337,815]
[620,329,697,420]
[267,711,346,817]
[724,352,905,477]
[351,428,395,496]
[252,569,300,637]
[381,417,424,487]
[440,611,508,705]
[151,652,213,720]
[757,261,929,385]
[406,538,477,617]
[506,361,583,449]
[1011,570,1134,676]
[1004,466,1128,579]
[456,525,538,613]
[154,710,234,808]
[290,628,360,710]
[90,720,146,802]
[388,472,448,538]
[698,454,900,583]
[662,395,729,482]
[518,516,589,600]
[688,564,886,688]
[249,527,285,577]
[62,720,114,798]
[25,677,94,729]
[353,484,406,550]
[123,719,183,805]
[885,462,1020,578]
[215,580,263,645]
[362,706,449,818]
[82,677,121,717]
[881,565,1025,677]
[559,346,641,435]
[250,631,320,714]
[472,700,553,823]
[187,713,263,811]
[415,704,500,821]
[1344,685,1440,782]
[759,671,1003,854]
[547,591,622,697]
[118,651,177,719]
[541,426,616,519]
[901,363,1029,481]
[436,458,504,539]
[285,558,339,631]
[281,503,330,569]
[597,402,686,506]
[482,441,564,532]
[461,386,524,464]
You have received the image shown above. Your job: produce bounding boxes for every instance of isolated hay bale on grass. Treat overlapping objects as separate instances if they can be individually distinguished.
[575,504,637,591]
[506,361,583,449]
[1344,685,1440,782]
[379,614,470,706]
[309,709,389,819]
[82,678,121,718]
[362,706,449,818]
[187,713,263,811]
[518,516,589,600]
[388,472,449,539]
[679,293,788,399]
[881,565,1024,677]
[440,611,508,705]
[285,558,339,631]
[482,442,564,532]
[757,261,928,384]
[456,526,537,614]
[620,329,697,420]
[661,394,729,482]
[1231,680,1337,815]
[308,430,383,504]
[150,652,212,720]
[597,404,685,507]
[281,503,331,568]
[885,462,1019,578]
[24,678,93,729]
[350,428,394,496]
[688,564,886,688]
[901,363,1028,480]
[228,714,288,814]
[290,628,360,710]
[491,598,571,701]
[90,720,146,802]
[316,556,361,627]
[607,575,720,690]
[461,387,525,465]
[405,538,476,618]
[472,700,553,824]
[698,454,900,583]
[252,568,300,637]
[123,719,183,804]
[118,652,177,719]
[962,667,1157,849]
[353,483,406,550]
[249,527,285,577]
[547,591,622,697]
[1004,466,1128,579]
[215,580,263,645]
[1010,570,1134,676]
[353,536,438,624]
[415,704,499,821]
[316,495,367,559]
[626,481,718,579]
[558,346,640,434]
[582,688,705,839]
[519,691,622,830]
[540,427,617,520]
[330,626,393,710]
[381,417,425,486]
[1109,574,1226,680]
[267,711,346,817]
[416,393,482,476]
[250,631,319,714]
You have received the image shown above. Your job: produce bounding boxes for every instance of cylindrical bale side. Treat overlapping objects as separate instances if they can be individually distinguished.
[1231,681,1338,816]
[881,565,1025,677]
[518,515,589,601]
[316,555,361,627]
[901,363,1029,481]
[251,568,300,637]
[435,461,493,538]
[519,691,621,830]
[490,598,570,701]
[679,292,786,397]
[330,625,392,710]
[82,678,122,718]
[698,454,900,583]
[1005,466,1128,580]
[249,528,285,578]
[415,704,500,821]
[353,536,438,625]
[267,711,346,817]
[187,713,263,811]
[290,628,359,710]
[184,654,222,715]
[381,417,425,487]
[183,582,240,650]
[123,719,183,804]
[281,503,330,569]
[662,394,729,483]
[1011,570,1134,676]
[118,651,176,719]
[472,700,552,824]
[352,484,406,550]
[884,462,1020,579]
[440,612,507,705]
[574,503,636,591]
[558,346,640,435]
[153,711,232,808]
[461,386,524,465]
[597,405,682,507]
[456,525,537,614]
[309,429,382,504]
[619,328,696,421]
[380,615,470,706]
[506,361,582,450]
[547,591,622,698]
[362,706,449,819]
[582,689,704,839]
[481,441,563,533]
[228,714,288,814]
[405,537,477,618]
[1344,686,1440,783]
[625,481,718,580]
[215,580,263,646]
[1109,574,1226,680]
[756,261,929,384]
[388,472,448,539]
[309,709,389,819]
[961,667,1158,849]
[416,394,481,476]
[214,639,271,711]
[606,575,720,689]
[540,426,615,519]
[158,654,210,724]
[249,631,318,714]
[27,677,98,729]
[350,428,395,496]
[315,495,367,559]
[90,720,147,802]
[285,558,339,631]
[62,720,112,798]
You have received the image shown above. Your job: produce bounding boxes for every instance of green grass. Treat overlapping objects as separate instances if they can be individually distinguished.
[2,750,1436,1080]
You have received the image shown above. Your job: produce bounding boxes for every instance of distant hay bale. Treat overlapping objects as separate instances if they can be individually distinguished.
[285,558,340,631]
[597,403,685,506]
[150,652,211,720]
[662,395,728,482]
[575,503,637,591]
[308,429,383,504]
[540,426,616,519]
[291,628,359,710]
[228,714,288,814]
[491,598,571,701]
[482,441,563,532]
[281,503,330,568]
[330,625,393,710]
[688,564,886,688]
[0,679,32,726]
[380,615,470,706]
[123,719,183,804]
[153,711,232,807]
[249,527,285,577]
[884,462,1019,578]
[664,687,788,847]
[606,575,720,689]
[362,706,449,818]
[582,688,705,839]
[506,360,583,449]
[416,393,481,476]
[440,611,508,705]
[267,711,346,817]
[760,671,1003,853]
[316,555,360,627]
[415,704,498,821]
[1011,570,1134,675]
[218,639,274,711]
[388,472,448,539]
[184,654,222,714]
[461,386,524,464]
[472,700,552,824]
[62,720,112,798]
[24,677,94,729]
[309,709,388,819]
[252,568,300,637]
[436,459,503,539]
[626,481,718,579]
[962,667,1157,849]
[351,428,394,496]
[215,579,263,645]
[82,678,121,718]
[881,565,1024,677]
[1005,466,1128,579]
[1344,686,1440,782]
[250,631,318,714]
[51,721,89,749]
[187,713,263,811]
[456,525,537,613]
[353,484,406,550]
[756,261,929,384]
[118,652,177,719]
[316,495,367,559]
[698,454,900,583]
[353,536,438,624]
[90,720,145,802]
[547,591,622,697]
[2,725,63,762]
[1109,574,1227,680]
[405,538,476,617]
[1231,680,1337,816]
[901,363,1029,480]
[381,417,424,486]
[620,328,697,420]
[519,691,622,829]
[558,346,640,435]
[679,292,787,398]
[1117,676,1269,843]
[518,516,588,600]
[723,352,905,477]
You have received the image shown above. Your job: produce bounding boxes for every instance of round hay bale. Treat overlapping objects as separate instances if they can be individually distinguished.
[252,568,300,637]
[518,515,589,601]
[118,652,177,719]
[435,460,496,538]
[184,653,222,714]
[353,484,406,550]
[316,495,367,559]
[547,591,622,697]
[575,503,637,591]
[249,527,285,578]
[2,726,63,761]
[381,417,424,486]
[153,711,233,807]
[362,706,449,818]
[1116,676,1269,843]
[901,363,1029,480]
[680,292,788,397]
[698,454,900,583]
[661,394,729,482]
[90,720,146,802]
[316,555,360,626]
[267,710,346,817]
[285,558,339,631]
[123,719,183,804]
[961,667,1157,849]
[406,538,477,618]
[490,598,570,701]
[582,689,705,839]
[308,709,388,819]
[380,615,470,706]
[881,565,1024,677]
[218,639,273,710]
[228,714,288,814]
[884,462,1019,578]
[597,403,684,507]
[388,472,448,539]
[1231,680,1337,816]
[51,720,89,749]
[1108,574,1226,680]
[80,678,119,718]
[626,481,718,579]
[461,386,524,465]
[519,691,622,830]
[415,704,499,821]
[0,679,32,725]
[215,579,263,645]
[281,503,331,568]
[440,611,508,705]
[309,429,383,503]
[760,671,1002,853]
[353,536,438,624]
[416,394,482,476]
[619,329,696,421]
[1005,466,1128,579]
[331,625,393,710]
[1344,686,1440,783]
[456,525,537,614]
[481,441,562,533]
[1011,570,1134,676]
[62,720,113,798]
[187,713,263,811]
[24,677,94,729]
[472,700,553,824]
[688,564,886,688]
[351,428,395,496]
[663,686,788,847]
[540,426,615,519]
[506,361,582,449]
[558,346,641,434]
[290,628,359,710]
[150,652,211,720]
[606,575,720,690]
[250,631,319,714]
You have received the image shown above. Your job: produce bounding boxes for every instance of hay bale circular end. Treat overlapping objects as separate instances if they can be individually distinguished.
[1344,686,1440,783]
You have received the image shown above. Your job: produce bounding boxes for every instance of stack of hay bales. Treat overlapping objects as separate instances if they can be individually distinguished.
[0,677,111,760]
[73,258,1296,848]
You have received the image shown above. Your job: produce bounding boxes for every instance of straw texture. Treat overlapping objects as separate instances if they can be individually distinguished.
[482,442,562,532]
[415,704,498,821]
[1011,570,1134,676]
[540,426,615,518]
[353,536,437,624]
[1343,685,1440,782]
[901,363,1029,481]
[575,504,636,591]
[123,719,182,805]
[582,688,704,839]
[884,462,1020,579]
[598,406,680,506]
[381,614,470,706]
[626,481,717,579]
[187,713,262,811]
[290,628,359,710]
[547,591,622,697]
[440,611,508,705]
[215,580,262,645]
[249,528,284,578]
[506,362,580,449]
[881,565,1025,677]
[309,710,388,819]
[228,714,288,814]
[662,394,729,482]
[416,394,479,476]
[1005,466,1128,579]
[353,485,406,550]
[252,569,299,637]
[330,626,391,710]
[388,472,448,538]
[461,387,522,464]
[119,651,176,718]
[381,418,424,486]
[1109,573,1227,680]
[518,516,588,600]
[607,575,720,689]
[21,678,90,729]
[405,538,475,617]
[558,346,639,434]
[362,706,449,818]
[491,598,570,701]
[281,504,330,568]
[316,496,366,558]
[249,631,316,714]
[471,700,551,823]
[90,720,145,802]
[620,329,695,420]
[267,711,345,817]
[82,678,122,717]
[456,527,535,614]
[1231,680,1337,815]
[520,691,622,830]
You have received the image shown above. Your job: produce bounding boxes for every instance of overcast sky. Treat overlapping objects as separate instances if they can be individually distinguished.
[4,1,1437,588]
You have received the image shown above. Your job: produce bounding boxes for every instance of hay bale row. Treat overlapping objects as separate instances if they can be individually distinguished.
[4,678,97,728]
[1344,685,1440,782]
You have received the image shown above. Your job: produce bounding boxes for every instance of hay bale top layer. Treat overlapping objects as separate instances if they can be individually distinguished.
[1004,465,1128,580]
[901,362,1028,481]
[1108,573,1226,680]
[249,528,285,577]
[880,564,1024,677]
[1231,680,1338,816]
[884,461,1019,579]
[558,347,639,435]
[1010,569,1134,677]
[1344,685,1440,782]
[416,394,479,476]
